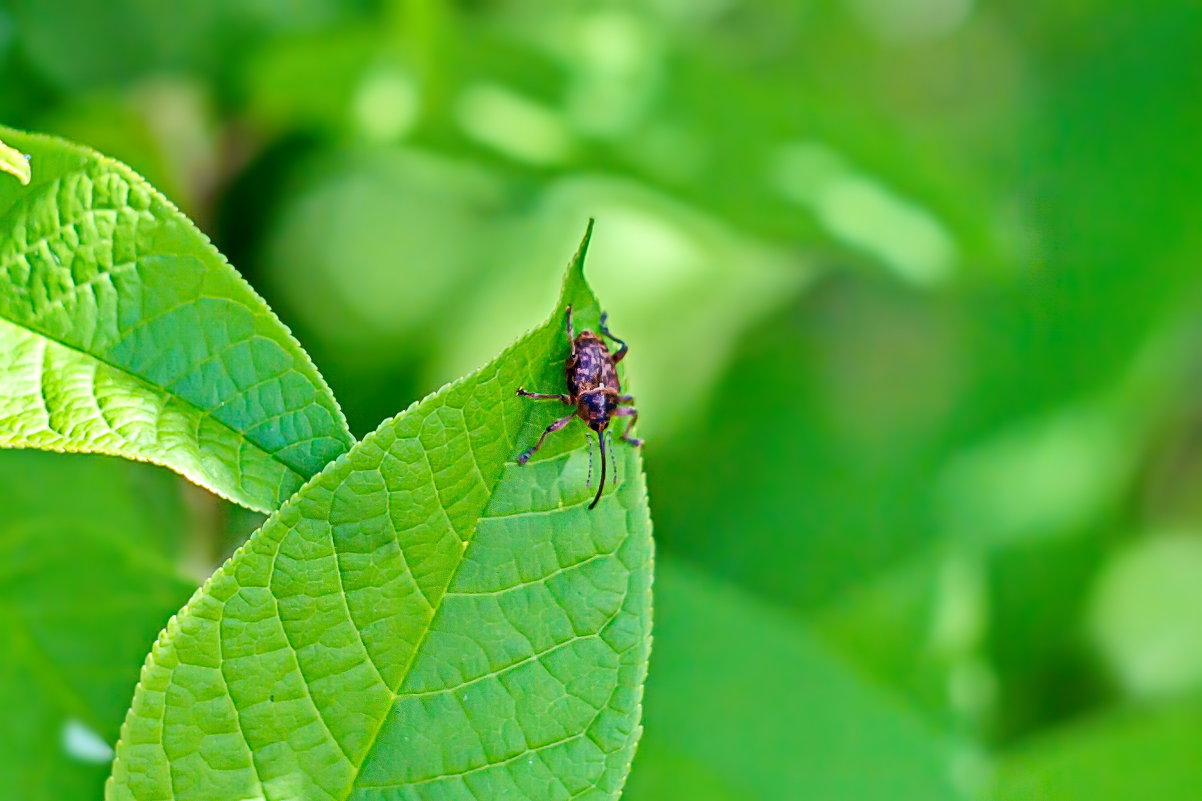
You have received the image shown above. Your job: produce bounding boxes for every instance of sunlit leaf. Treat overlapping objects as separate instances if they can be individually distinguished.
[0,127,354,513]
[107,226,654,801]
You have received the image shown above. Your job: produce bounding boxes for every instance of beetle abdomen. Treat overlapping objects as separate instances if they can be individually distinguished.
[567,332,616,393]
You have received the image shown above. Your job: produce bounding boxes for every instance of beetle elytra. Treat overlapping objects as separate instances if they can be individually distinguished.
[516,305,641,509]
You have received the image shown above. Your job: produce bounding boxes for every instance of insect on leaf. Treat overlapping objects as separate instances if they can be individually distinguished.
[0,127,354,513]
[107,222,655,801]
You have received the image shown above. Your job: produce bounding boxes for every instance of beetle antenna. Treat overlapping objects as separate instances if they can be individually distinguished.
[586,435,594,488]
[590,430,607,509]
[615,431,622,486]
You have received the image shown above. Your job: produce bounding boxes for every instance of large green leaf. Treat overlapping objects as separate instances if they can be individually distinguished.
[0,450,196,801]
[0,127,354,513]
[107,226,654,800]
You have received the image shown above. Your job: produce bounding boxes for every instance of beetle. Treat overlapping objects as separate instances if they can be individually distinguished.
[516,305,642,509]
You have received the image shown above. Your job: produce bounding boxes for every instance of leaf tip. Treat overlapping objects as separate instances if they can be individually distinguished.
[558,218,599,315]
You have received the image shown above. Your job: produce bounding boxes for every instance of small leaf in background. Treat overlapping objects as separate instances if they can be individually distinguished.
[0,136,31,184]
[0,450,195,801]
[107,228,655,801]
[0,127,354,513]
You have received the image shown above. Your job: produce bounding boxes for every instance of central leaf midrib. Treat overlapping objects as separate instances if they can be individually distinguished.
[0,309,309,492]
[339,375,557,798]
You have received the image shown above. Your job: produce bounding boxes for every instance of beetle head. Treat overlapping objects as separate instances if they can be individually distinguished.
[580,391,615,431]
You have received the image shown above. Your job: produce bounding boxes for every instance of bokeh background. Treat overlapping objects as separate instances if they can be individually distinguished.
[3,1,1202,799]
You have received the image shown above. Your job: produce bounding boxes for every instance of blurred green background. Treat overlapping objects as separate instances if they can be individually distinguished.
[3,1,1202,799]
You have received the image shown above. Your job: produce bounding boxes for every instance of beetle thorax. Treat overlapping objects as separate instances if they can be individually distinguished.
[578,390,616,431]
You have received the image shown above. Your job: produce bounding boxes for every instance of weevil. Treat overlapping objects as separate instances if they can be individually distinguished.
[516,305,642,509]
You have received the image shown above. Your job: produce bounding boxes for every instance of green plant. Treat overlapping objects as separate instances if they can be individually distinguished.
[0,129,652,801]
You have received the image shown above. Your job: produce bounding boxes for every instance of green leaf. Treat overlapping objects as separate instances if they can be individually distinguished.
[0,137,32,185]
[0,450,195,801]
[107,224,655,801]
[626,559,968,801]
[0,127,354,513]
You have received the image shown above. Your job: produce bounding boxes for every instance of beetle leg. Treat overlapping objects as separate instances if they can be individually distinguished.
[516,388,571,403]
[613,406,642,447]
[618,394,634,403]
[518,414,575,464]
[565,305,576,346]
[598,312,629,363]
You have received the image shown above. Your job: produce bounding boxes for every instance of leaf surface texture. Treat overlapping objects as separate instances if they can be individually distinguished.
[107,231,654,800]
[0,127,353,512]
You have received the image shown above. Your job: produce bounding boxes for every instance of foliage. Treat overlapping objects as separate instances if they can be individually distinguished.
[1,1,1201,800]
[0,121,652,799]
[0,128,353,513]
[107,231,653,800]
